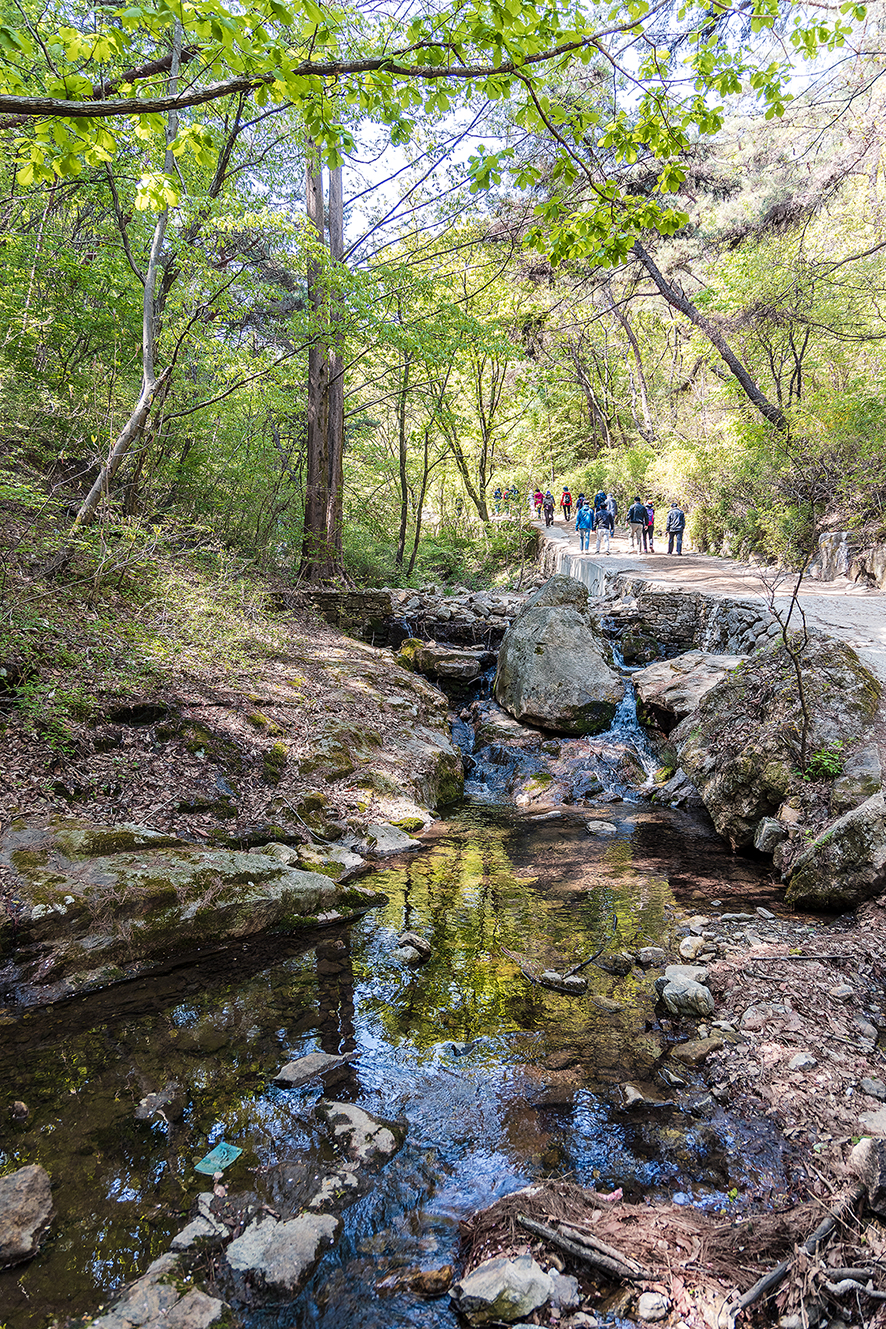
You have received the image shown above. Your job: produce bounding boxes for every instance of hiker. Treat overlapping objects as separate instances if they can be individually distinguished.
[576,498,594,551]
[627,495,648,552]
[666,501,686,555]
[561,486,572,519]
[605,492,618,522]
[493,486,503,513]
[543,490,555,527]
[593,489,607,512]
[594,503,614,554]
[534,488,544,517]
[576,492,586,511]
[645,500,655,553]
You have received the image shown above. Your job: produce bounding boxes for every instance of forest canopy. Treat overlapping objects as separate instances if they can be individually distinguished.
[0,0,882,586]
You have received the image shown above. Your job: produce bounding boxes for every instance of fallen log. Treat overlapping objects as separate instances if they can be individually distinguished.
[516,1214,651,1283]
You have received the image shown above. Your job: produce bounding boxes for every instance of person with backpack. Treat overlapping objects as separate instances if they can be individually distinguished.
[627,495,648,552]
[666,501,686,554]
[542,490,555,527]
[576,492,586,511]
[493,486,503,513]
[645,500,655,553]
[561,486,572,520]
[594,502,614,554]
[575,497,594,550]
[534,488,544,518]
[605,492,618,523]
[593,489,607,512]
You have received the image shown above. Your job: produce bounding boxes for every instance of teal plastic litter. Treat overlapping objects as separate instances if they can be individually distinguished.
[195,1141,242,1174]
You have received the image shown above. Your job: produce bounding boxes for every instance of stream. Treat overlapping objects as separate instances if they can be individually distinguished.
[0,670,798,1329]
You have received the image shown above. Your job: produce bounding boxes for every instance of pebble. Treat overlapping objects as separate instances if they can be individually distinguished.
[862,1078,886,1100]
[720,912,755,922]
[678,935,709,961]
[855,1016,879,1041]
[636,1290,670,1321]
[788,1052,817,1071]
[756,907,776,920]
[830,984,855,1001]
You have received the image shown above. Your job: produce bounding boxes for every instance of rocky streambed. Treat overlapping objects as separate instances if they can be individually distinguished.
[3,569,886,1329]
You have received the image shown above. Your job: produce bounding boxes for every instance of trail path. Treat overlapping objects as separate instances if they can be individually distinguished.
[537,518,886,685]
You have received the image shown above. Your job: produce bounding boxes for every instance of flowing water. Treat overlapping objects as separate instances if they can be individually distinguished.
[0,796,796,1329]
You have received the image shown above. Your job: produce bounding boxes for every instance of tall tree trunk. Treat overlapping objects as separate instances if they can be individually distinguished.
[395,347,411,567]
[73,22,182,530]
[299,139,334,580]
[299,152,346,581]
[632,239,788,433]
[326,163,345,560]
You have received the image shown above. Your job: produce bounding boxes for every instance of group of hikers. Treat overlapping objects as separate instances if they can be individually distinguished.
[492,481,687,553]
[574,491,686,555]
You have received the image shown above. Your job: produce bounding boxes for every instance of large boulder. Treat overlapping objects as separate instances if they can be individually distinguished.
[786,792,886,910]
[634,650,744,732]
[494,576,622,734]
[0,1164,53,1267]
[0,817,387,1007]
[672,637,881,849]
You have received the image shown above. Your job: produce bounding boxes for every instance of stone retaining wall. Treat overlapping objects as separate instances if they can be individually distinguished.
[539,540,781,655]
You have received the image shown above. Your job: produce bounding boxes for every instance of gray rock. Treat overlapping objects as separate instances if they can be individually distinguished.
[832,745,882,814]
[89,1252,226,1329]
[661,976,715,1018]
[652,768,701,809]
[317,1101,404,1164]
[850,1137,886,1215]
[664,963,709,986]
[637,946,668,968]
[754,818,787,854]
[539,971,588,994]
[636,1290,670,1322]
[397,930,431,958]
[450,1254,553,1325]
[586,820,618,836]
[719,912,755,922]
[0,817,384,1007]
[679,935,708,961]
[171,1194,230,1250]
[756,907,776,920]
[364,823,422,858]
[855,1016,879,1041]
[273,1051,351,1089]
[0,1164,53,1268]
[788,1052,817,1071]
[672,638,881,849]
[494,576,622,735]
[397,945,423,964]
[135,1085,184,1122]
[862,1078,886,1101]
[634,651,743,724]
[549,1271,581,1310]
[788,793,886,909]
[226,1213,339,1291]
[412,644,486,681]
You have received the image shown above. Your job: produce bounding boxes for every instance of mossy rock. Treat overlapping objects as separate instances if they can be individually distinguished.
[262,741,288,785]
[355,769,403,797]
[392,817,425,833]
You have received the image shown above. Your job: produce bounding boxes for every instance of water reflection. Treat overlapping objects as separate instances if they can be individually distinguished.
[0,806,790,1329]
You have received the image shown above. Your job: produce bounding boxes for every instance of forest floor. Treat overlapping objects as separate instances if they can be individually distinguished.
[539,517,886,685]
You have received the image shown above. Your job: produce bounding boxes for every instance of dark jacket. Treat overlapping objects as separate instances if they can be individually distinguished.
[594,509,614,531]
[627,501,647,524]
[666,506,686,532]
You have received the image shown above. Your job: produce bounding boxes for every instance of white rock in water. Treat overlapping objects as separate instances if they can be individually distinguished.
[586,821,618,836]
[364,823,422,857]
[661,976,715,1018]
[273,1051,351,1089]
[450,1254,553,1325]
[226,1213,339,1291]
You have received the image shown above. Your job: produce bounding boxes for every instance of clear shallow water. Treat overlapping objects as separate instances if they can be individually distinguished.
[0,805,794,1329]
